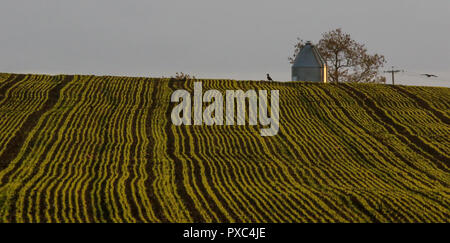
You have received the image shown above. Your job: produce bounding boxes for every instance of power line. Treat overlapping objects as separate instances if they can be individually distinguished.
[382,67,450,86]
[384,66,404,85]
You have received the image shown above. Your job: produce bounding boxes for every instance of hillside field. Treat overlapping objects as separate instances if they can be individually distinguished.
[0,73,449,223]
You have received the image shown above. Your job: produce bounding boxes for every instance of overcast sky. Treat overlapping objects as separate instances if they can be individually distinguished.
[1,0,449,87]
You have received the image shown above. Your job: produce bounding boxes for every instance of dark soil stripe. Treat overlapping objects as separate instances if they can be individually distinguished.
[197,129,243,222]
[248,82,348,222]
[340,84,449,172]
[65,76,101,223]
[392,86,450,125]
[51,76,97,222]
[0,75,73,174]
[166,80,203,222]
[98,77,126,222]
[123,78,146,222]
[318,85,450,211]
[144,81,167,222]
[110,77,133,222]
[0,75,73,222]
[204,127,266,222]
[21,76,86,222]
[318,85,448,186]
[181,125,229,222]
[349,195,380,223]
[0,74,26,101]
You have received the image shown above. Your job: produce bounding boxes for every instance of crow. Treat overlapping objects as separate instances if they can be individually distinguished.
[267,74,273,81]
[422,74,438,78]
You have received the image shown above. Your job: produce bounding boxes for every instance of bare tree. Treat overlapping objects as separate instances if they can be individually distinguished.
[288,38,307,64]
[171,72,196,81]
[290,28,386,83]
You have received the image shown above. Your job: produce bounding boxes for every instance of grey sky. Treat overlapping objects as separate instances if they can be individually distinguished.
[1,0,449,87]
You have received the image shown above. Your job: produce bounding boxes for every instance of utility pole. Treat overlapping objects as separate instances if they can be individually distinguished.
[384,66,403,85]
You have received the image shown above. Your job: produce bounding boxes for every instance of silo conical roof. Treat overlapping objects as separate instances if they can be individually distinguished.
[292,42,326,68]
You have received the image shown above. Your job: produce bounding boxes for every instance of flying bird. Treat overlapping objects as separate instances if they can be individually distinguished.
[422,74,438,78]
[267,74,273,81]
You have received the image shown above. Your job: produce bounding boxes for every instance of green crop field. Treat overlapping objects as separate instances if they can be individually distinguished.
[0,73,448,223]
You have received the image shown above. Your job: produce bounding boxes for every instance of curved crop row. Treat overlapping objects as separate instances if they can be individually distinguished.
[0,74,448,222]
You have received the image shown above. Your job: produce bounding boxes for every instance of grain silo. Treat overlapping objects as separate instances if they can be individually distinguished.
[291,41,327,83]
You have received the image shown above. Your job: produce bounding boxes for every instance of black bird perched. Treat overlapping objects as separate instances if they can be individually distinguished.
[422,74,438,78]
[267,74,273,81]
